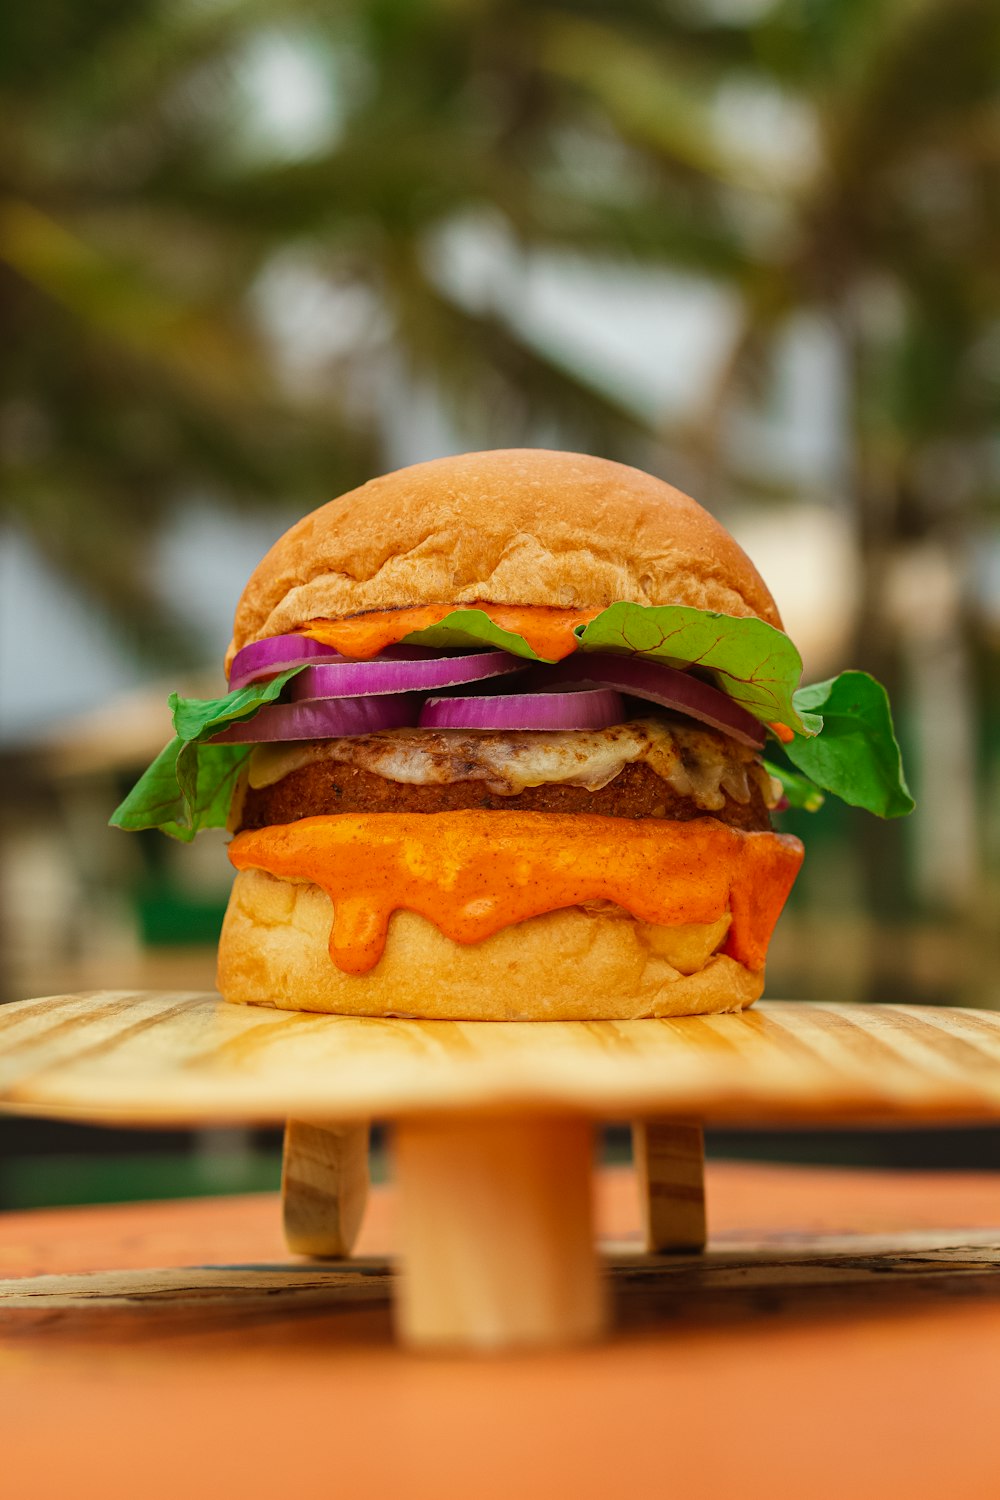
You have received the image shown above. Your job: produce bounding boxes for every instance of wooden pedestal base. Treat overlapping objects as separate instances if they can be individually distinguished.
[632,1121,707,1252]
[279,1115,706,1347]
[393,1115,606,1351]
[8,992,1000,1354]
[281,1121,369,1258]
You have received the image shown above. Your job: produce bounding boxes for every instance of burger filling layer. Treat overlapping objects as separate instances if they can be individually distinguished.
[228,811,804,976]
[236,718,782,834]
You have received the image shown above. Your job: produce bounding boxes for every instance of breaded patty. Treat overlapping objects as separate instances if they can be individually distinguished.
[238,759,773,832]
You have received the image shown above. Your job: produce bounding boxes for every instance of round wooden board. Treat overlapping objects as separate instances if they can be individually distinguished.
[2,991,1000,1128]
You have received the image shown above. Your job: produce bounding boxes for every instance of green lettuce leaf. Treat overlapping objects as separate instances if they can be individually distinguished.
[762,758,826,813]
[110,737,251,841]
[169,667,302,740]
[575,603,821,735]
[109,667,304,841]
[404,608,547,660]
[110,736,188,836]
[783,672,914,818]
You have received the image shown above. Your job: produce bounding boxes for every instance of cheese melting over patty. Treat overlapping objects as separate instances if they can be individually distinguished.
[246,719,782,815]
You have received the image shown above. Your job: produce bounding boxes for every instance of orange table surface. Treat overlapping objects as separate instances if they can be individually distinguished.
[2,1161,1000,1500]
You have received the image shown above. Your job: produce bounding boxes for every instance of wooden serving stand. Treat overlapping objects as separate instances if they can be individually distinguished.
[3,991,1000,1352]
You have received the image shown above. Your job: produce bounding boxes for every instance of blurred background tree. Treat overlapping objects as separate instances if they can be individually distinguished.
[5,0,998,644]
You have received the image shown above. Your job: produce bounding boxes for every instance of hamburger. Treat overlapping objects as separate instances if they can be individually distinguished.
[112,449,912,1021]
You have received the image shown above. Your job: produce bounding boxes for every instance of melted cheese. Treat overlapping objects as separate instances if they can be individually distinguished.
[297,604,598,662]
[228,812,803,976]
[247,719,782,813]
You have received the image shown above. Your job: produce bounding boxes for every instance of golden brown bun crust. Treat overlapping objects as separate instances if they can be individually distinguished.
[217,868,765,1021]
[227,449,781,669]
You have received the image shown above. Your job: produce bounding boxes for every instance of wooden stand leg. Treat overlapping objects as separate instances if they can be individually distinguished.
[632,1120,707,1253]
[393,1114,607,1351]
[281,1120,369,1258]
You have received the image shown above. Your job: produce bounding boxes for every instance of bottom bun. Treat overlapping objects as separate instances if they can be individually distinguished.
[218,868,765,1021]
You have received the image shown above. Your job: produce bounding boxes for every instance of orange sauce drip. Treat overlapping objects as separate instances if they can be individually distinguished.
[228,812,803,977]
[298,604,599,662]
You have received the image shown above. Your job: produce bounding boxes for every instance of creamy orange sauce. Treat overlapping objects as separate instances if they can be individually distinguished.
[228,812,803,976]
[298,604,599,662]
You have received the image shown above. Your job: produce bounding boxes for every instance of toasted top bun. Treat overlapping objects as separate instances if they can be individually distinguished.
[227,449,781,669]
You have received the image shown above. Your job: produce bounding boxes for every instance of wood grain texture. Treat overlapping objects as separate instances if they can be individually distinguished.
[632,1121,706,1252]
[393,1115,605,1350]
[281,1121,369,1258]
[3,1167,999,1338]
[4,1231,1000,1335]
[4,992,1000,1127]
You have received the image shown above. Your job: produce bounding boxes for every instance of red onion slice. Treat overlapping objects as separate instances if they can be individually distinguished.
[419,689,624,732]
[228,634,358,691]
[526,656,766,749]
[289,650,526,701]
[229,635,453,692]
[209,693,420,743]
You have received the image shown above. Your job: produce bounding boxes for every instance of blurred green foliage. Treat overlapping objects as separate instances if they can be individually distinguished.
[4,0,996,662]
